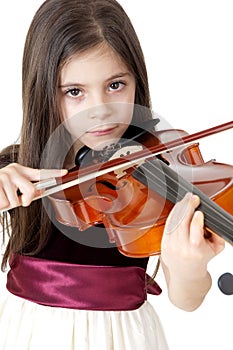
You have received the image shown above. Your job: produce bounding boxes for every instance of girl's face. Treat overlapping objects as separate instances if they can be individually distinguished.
[59,44,136,150]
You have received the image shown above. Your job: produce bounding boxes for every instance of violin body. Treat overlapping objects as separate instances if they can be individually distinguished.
[105,130,233,257]
[49,128,233,257]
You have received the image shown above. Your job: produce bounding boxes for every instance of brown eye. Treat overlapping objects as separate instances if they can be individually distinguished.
[66,88,81,97]
[109,81,125,91]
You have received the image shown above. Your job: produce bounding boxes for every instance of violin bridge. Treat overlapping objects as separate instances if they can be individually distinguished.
[110,145,144,179]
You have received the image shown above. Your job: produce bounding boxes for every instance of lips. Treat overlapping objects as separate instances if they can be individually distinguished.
[87,126,118,136]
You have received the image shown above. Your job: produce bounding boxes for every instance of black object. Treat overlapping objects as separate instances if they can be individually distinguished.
[218,273,233,295]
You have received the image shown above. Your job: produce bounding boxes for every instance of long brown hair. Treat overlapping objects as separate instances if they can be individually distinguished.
[1,0,151,270]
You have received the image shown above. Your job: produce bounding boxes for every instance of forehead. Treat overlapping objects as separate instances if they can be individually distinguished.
[60,44,130,81]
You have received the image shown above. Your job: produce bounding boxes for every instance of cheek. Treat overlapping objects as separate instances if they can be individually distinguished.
[127,82,136,103]
[60,102,80,122]
[59,97,71,124]
[61,108,91,141]
[111,102,134,125]
[59,91,85,122]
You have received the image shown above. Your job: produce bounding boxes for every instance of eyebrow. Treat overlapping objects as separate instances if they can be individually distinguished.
[58,72,132,88]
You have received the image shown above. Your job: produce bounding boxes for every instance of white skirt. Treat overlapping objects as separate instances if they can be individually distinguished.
[0,290,169,350]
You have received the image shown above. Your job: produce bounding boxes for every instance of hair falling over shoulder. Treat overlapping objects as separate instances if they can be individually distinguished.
[1,0,152,271]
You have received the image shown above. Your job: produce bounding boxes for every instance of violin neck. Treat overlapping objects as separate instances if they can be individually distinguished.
[132,158,233,245]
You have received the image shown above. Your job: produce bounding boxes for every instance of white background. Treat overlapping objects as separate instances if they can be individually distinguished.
[0,1,232,349]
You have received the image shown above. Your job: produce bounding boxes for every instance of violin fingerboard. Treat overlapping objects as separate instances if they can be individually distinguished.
[132,158,233,244]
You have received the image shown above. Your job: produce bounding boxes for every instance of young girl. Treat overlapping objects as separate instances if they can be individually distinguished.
[0,0,224,349]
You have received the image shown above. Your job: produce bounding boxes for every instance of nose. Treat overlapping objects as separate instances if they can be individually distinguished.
[87,92,112,120]
[88,104,112,120]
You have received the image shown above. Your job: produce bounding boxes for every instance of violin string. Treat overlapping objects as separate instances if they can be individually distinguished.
[132,158,233,243]
[143,160,233,241]
[140,159,233,236]
[134,162,233,242]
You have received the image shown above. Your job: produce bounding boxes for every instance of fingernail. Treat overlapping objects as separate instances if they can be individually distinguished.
[192,194,200,204]
[185,192,199,202]
[184,192,192,200]
[194,210,204,224]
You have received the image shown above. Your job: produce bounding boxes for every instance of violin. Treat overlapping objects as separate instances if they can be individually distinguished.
[2,119,232,254]
[40,120,233,258]
[2,119,233,293]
